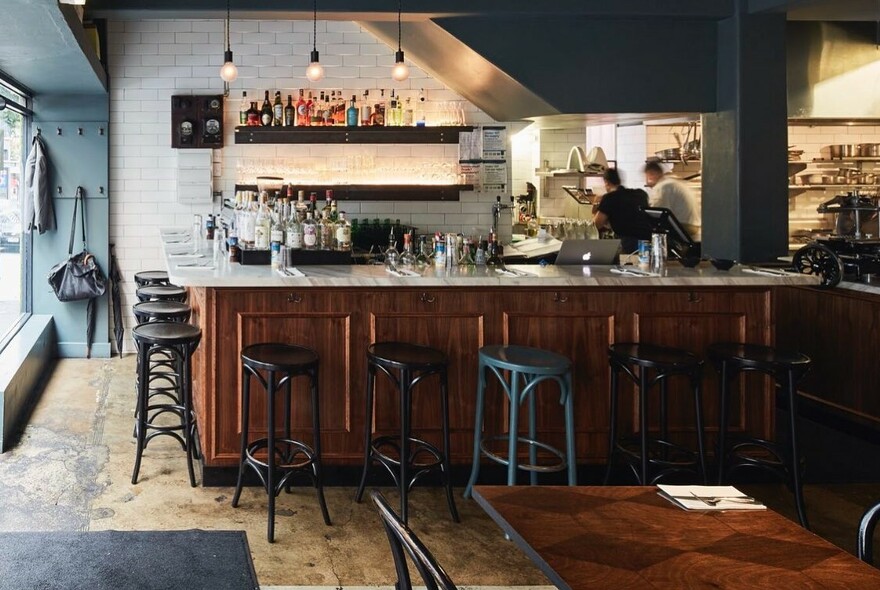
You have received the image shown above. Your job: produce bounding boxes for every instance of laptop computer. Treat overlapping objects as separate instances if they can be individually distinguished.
[554,239,622,265]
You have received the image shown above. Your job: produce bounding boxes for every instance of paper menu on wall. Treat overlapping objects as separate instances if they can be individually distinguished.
[481,126,507,160]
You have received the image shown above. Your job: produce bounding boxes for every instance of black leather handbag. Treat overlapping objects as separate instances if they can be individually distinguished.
[48,187,107,302]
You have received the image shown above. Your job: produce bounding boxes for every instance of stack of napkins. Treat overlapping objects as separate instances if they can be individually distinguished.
[385,267,420,277]
[657,484,766,511]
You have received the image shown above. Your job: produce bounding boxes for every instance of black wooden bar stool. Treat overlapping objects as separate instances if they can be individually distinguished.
[134,270,170,288]
[131,321,202,487]
[136,284,187,303]
[132,301,193,412]
[354,342,459,525]
[231,343,331,543]
[708,342,812,529]
[604,342,707,486]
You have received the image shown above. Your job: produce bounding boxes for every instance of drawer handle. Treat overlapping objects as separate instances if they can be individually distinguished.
[287,293,303,303]
[688,291,703,303]
[553,292,569,303]
[420,292,436,303]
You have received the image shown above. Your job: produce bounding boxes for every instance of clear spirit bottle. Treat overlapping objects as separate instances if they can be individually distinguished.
[335,212,352,251]
[399,233,417,269]
[302,211,319,250]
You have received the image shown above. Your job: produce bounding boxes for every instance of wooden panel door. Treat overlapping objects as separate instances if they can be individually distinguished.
[367,289,494,464]
[498,289,616,464]
[211,288,366,465]
[618,289,773,451]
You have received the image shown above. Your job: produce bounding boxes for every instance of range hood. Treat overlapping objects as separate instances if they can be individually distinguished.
[788,21,880,120]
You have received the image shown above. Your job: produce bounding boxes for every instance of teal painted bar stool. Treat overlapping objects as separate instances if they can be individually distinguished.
[463,345,576,499]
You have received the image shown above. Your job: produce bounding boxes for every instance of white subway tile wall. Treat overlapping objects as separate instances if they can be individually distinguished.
[108,18,523,352]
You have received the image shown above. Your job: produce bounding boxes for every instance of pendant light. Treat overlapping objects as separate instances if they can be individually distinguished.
[306,0,325,82]
[391,0,410,82]
[219,0,238,83]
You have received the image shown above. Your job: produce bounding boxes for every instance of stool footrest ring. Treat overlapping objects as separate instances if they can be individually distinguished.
[479,434,567,473]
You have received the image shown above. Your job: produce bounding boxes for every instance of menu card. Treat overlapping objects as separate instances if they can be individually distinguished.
[657,485,767,511]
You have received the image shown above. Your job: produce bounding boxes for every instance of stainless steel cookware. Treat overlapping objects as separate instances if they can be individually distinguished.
[830,144,858,158]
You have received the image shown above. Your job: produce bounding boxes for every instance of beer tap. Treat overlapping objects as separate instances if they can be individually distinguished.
[492,195,515,242]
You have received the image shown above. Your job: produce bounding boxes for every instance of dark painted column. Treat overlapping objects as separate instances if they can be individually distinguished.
[702,4,788,262]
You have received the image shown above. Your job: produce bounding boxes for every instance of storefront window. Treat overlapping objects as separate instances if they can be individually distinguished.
[0,77,29,348]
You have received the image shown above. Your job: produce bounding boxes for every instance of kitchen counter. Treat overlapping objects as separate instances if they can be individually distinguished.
[160,230,816,477]
[163,236,819,289]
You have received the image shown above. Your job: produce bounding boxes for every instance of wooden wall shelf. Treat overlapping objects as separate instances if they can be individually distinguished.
[234,125,474,144]
[235,183,472,202]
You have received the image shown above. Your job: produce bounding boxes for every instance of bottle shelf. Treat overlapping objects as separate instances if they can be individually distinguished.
[812,157,880,162]
[234,183,472,202]
[234,125,474,145]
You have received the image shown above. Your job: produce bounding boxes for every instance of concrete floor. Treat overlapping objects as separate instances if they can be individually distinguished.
[0,357,549,587]
[2,356,880,587]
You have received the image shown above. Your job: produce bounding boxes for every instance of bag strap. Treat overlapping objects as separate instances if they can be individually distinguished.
[67,187,88,255]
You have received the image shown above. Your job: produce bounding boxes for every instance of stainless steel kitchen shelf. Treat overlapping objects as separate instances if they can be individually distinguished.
[234,125,474,144]
[812,158,880,162]
[789,185,880,189]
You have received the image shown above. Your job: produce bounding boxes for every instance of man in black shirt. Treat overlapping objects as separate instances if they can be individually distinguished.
[592,168,653,253]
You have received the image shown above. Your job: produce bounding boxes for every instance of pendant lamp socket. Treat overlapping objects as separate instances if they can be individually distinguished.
[306,49,325,82]
[220,50,238,82]
[392,50,410,82]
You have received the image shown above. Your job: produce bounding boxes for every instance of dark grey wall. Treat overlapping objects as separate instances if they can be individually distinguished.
[434,16,718,114]
[703,8,788,261]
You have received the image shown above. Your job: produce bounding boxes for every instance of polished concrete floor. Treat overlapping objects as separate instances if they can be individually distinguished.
[1,357,879,587]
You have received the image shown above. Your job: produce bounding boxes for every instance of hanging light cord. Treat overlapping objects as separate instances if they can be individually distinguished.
[226,0,231,52]
[313,0,318,52]
[398,0,403,51]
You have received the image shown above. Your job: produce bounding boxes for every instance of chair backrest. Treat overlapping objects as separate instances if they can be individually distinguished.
[369,490,457,590]
[858,501,880,565]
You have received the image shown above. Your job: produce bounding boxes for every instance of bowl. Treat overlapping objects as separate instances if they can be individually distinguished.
[680,256,702,268]
[710,258,736,271]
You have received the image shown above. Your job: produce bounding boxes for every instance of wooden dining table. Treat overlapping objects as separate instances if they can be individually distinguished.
[472,485,880,589]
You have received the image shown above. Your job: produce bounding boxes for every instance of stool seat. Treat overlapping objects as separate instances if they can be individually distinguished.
[137,284,187,302]
[707,342,811,370]
[479,345,571,374]
[241,343,318,372]
[134,270,170,287]
[132,301,191,323]
[610,343,701,369]
[133,322,201,346]
[367,342,447,369]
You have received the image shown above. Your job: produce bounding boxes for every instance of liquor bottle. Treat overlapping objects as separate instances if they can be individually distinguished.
[254,196,271,249]
[295,89,307,126]
[321,191,332,220]
[286,208,303,250]
[284,95,294,127]
[295,190,308,222]
[273,91,283,126]
[302,211,319,250]
[239,91,249,125]
[403,97,414,127]
[360,90,372,126]
[246,102,259,126]
[459,237,475,265]
[387,90,399,126]
[486,239,502,266]
[399,232,416,269]
[346,95,359,127]
[329,192,338,222]
[270,203,285,248]
[320,208,335,250]
[334,91,346,125]
[239,194,257,246]
[310,92,321,126]
[336,212,352,251]
[372,89,386,126]
[415,236,431,268]
[309,192,318,217]
[383,227,399,268]
[416,88,426,127]
[261,91,273,126]
[323,92,333,126]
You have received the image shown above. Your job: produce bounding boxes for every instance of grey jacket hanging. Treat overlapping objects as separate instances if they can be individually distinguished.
[24,134,55,234]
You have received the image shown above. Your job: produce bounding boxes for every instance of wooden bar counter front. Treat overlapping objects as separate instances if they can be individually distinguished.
[168,248,819,473]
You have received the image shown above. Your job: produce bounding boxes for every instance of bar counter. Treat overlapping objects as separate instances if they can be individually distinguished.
[160,236,820,478]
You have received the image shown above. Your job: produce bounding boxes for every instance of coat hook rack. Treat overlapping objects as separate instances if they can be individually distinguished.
[99,186,105,195]
[77,127,83,135]
[99,127,104,136]
[56,127,62,136]
[36,128,41,136]
[57,186,62,194]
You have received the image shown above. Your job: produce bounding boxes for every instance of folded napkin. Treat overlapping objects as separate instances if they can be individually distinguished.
[175,263,215,270]
[742,267,794,277]
[657,484,766,511]
[385,267,420,277]
[495,267,533,277]
[610,266,659,278]
[168,253,204,259]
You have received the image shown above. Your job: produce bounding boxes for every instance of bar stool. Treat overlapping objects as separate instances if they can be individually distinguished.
[708,342,812,529]
[354,342,458,525]
[603,343,707,486]
[136,284,187,303]
[463,345,576,499]
[132,301,193,411]
[134,270,170,288]
[131,321,202,487]
[231,343,331,543]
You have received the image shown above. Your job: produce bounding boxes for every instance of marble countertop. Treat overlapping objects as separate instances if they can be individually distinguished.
[161,230,820,289]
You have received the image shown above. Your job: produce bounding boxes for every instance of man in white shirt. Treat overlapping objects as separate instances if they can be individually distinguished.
[644,161,700,239]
